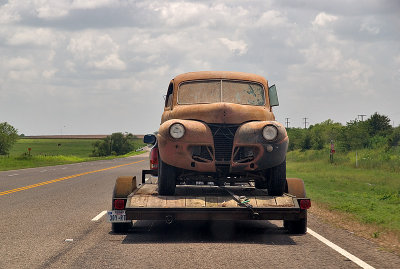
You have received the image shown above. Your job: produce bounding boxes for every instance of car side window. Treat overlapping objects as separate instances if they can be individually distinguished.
[165,82,173,108]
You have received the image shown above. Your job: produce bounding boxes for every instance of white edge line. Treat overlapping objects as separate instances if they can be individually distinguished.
[91,210,107,221]
[307,228,375,269]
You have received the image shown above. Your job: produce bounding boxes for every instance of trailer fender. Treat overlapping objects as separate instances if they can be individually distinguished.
[113,176,137,198]
[286,178,306,198]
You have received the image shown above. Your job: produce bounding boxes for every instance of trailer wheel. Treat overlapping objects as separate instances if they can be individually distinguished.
[112,222,132,233]
[266,159,286,196]
[284,212,307,234]
[158,157,177,195]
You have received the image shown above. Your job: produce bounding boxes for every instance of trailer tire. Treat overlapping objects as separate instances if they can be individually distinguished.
[158,157,177,195]
[284,212,307,234]
[112,222,132,233]
[266,159,286,196]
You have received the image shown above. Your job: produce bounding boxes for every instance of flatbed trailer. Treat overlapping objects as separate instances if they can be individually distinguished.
[108,175,311,234]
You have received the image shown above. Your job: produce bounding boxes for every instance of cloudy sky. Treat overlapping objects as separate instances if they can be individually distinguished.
[1,0,399,135]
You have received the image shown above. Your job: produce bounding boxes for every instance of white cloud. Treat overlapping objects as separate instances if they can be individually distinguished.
[312,12,338,27]
[148,1,208,26]
[7,57,32,70]
[7,28,57,46]
[34,0,70,19]
[360,21,380,35]
[0,1,21,23]
[42,69,57,79]
[67,32,125,70]
[71,0,114,9]
[91,54,126,70]
[219,38,248,56]
[256,10,288,27]
[0,0,399,134]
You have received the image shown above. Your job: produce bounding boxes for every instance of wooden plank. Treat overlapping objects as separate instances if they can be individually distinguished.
[255,196,277,207]
[135,184,158,195]
[146,196,167,208]
[205,197,219,207]
[247,197,257,207]
[185,197,206,208]
[130,196,149,207]
[166,196,186,208]
[275,196,295,207]
[218,197,238,208]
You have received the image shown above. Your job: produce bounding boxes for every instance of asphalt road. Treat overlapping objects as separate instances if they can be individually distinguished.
[1,153,399,269]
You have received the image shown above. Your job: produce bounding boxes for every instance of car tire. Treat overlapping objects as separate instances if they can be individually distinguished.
[255,179,268,189]
[158,157,177,195]
[284,212,307,234]
[266,159,286,196]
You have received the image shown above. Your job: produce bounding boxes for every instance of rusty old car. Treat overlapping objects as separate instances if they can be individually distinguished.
[146,71,288,195]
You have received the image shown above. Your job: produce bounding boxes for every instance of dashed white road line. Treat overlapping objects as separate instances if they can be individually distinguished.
[8,174,19,177]
[307,228,375,269]
[91,210,107,221]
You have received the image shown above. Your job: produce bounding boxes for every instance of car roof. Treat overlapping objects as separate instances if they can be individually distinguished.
[172,71,269,87]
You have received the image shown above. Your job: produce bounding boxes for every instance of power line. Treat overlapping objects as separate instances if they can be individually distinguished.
[285,118,290,128]
[358,114,367,121]
[303,117,309,129]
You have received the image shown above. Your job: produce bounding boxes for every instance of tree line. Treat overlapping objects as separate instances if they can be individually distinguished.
[287,112,400,152]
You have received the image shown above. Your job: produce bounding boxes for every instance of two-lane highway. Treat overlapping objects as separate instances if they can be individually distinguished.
[1,153,399,268]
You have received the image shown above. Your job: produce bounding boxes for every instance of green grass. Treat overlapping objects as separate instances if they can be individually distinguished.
[10,139,97,158]
[0,138,146,171]
[287,149,400,233]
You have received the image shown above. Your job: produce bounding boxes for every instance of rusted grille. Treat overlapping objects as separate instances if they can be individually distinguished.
[192,146,213,162]
[208,124,239,162]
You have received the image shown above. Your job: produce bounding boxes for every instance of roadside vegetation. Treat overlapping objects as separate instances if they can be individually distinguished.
[0,131,146,171]
[286,113,400,245]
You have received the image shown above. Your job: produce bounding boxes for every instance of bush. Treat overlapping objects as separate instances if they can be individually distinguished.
[0,122,19,155]
[91,132,136,157]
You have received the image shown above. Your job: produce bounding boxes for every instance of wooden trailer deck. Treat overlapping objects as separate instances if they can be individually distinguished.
[123,183,304,221]
[127,184,295,209]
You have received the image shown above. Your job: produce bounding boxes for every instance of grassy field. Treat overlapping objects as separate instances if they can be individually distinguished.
[287,149,400,239]
[9,139,96,157]
[0,138,146,171]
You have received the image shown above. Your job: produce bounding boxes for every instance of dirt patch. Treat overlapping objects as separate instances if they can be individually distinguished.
[310,202,400,255]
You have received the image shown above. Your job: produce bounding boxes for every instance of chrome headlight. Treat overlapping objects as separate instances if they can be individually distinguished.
[262,125,278,141]
[169,123,185,139]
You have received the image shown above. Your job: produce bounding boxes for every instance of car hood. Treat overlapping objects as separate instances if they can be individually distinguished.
[164,103,275,124]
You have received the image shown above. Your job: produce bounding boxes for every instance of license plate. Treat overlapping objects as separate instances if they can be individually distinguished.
[107,210,129,223]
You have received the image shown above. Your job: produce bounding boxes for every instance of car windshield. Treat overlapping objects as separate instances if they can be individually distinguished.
[178,80,265,106]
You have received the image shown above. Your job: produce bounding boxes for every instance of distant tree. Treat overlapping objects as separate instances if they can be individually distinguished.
[92,132,136,157]
[337,120,369,150]
[365,112,392,137]
[309,120,342,150]
[388,126,400,148]
[286,128,305,151]
[0,122,19,155]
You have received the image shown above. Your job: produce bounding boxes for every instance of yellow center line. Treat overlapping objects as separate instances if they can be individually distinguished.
[0,160,146,196]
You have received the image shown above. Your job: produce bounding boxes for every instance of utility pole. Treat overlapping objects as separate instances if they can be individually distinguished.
[358,114,367,121]
[303,117,309,129]
[285,118,290,128]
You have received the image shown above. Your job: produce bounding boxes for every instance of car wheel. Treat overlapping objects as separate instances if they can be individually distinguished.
[158,157,177,195]
[254,179,268,189]
[266,159,286,196]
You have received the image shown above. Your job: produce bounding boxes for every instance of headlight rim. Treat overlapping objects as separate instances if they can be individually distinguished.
[169,123,185,139]
[262,124,278,141]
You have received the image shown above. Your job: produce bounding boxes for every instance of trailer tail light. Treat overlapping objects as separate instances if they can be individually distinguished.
[299,199,311,210]
[114,199,125,210]
[150,147,159,170]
